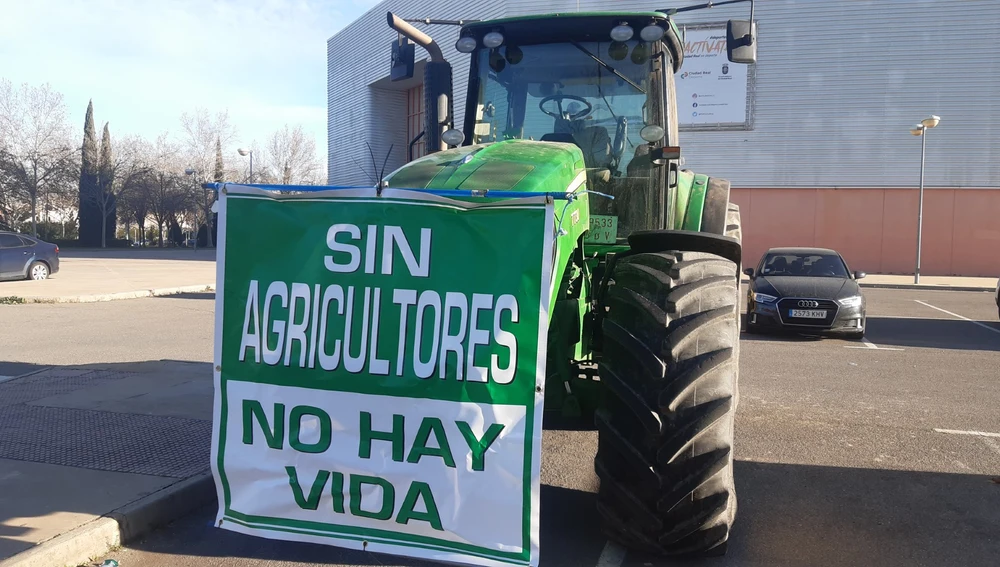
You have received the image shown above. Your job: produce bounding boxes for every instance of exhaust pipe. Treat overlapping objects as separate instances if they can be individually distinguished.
[387,12,445,63]
[387,11,453,155]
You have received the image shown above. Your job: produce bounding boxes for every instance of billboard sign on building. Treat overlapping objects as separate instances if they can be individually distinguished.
[676,23,755,131]
[210,185,553,567]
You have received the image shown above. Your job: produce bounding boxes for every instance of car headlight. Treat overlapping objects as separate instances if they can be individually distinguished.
[753,293,777,304]
[838,295,863,308]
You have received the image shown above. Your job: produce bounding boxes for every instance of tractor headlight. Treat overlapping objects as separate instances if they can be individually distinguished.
[640,25,665,42]
[753,293,777,304]
[610,24,634,42]
[441,129,465,147]
[839,295,863,308]
[639,125,664,143]
[483,32,504,48]
[455,36,477,53]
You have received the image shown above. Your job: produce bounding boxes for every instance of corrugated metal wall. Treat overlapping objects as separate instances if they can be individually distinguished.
[330,0,1000,189]
[327,0,505,186]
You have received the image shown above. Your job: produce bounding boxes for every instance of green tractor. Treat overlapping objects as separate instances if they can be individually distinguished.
[382,1,757,557]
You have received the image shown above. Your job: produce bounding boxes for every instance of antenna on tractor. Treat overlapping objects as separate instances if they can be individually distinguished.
[350,152,376,187]
[378,144,394,190]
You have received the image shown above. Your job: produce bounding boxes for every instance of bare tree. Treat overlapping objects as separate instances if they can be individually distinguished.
[180,108,238,247]
[145,133,189,247]
[264,124,320,185]
[0,80,76,237]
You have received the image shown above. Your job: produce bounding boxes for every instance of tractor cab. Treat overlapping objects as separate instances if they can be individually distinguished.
[386,8,756,240]
[457,13,683,235]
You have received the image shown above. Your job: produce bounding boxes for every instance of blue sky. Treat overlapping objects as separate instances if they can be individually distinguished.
[0,0,382,171]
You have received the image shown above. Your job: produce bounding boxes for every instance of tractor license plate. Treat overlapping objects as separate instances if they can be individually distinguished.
[584,215,618,244]
[789,309,826,319]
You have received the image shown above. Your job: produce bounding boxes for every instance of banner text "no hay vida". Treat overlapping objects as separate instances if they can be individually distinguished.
[236,223,522,384]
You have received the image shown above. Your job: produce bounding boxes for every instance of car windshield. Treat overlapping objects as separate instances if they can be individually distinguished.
[760,253,850,278]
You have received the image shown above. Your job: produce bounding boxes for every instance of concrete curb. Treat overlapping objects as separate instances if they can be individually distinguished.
[857,283,994,292]
[0,472,217,567]
[12,284,215,304]
[739,278,992,292]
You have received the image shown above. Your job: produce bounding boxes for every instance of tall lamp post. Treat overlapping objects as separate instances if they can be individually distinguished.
[238,148,253,183]
[909,115,940,284]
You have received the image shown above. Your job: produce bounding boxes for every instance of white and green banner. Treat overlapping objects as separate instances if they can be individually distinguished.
[210,185,554,567]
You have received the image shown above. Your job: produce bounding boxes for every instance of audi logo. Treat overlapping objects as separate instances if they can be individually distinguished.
[797,300,820,308]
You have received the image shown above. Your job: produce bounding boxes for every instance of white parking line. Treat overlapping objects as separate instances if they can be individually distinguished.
[596,541,627,567]
[933,428,1000,438]
[844,337,904,351]
[983,438,1000,458]
[914,300,1000,336]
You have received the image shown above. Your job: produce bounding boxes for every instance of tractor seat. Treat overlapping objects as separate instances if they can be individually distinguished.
[540,127,613,185]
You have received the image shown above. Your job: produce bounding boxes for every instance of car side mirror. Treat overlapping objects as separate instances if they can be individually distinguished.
[854,270,866,280]
[743,267,754,278]
[727,20,757,64]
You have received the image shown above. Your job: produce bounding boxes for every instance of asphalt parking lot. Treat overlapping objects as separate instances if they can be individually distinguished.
[76,286,999,567]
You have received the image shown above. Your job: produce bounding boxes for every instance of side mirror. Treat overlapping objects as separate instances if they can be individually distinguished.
[390,37,415,82]
[854,270,866,280]
[743,267,754,277]
[726,20,757,64]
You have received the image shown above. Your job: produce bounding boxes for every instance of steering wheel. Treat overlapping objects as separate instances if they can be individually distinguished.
[539,94,594,120]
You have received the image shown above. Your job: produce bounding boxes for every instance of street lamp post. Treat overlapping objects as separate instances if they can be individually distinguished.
[238,148,253,183]
[909,115,940,284]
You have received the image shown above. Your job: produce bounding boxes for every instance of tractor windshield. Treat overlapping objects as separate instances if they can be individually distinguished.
[467,39,668,237]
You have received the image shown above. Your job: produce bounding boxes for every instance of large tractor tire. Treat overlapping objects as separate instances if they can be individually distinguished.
[594,206,742,557]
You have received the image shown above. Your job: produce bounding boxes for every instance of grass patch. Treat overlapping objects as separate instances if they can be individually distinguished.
[0,296,25,305]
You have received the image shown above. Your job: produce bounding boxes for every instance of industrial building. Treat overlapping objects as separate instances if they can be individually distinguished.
[328,0,1000,276]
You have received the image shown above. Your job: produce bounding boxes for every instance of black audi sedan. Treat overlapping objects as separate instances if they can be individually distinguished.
[744,247,866,339]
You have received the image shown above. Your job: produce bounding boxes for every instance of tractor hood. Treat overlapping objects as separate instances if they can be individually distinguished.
[383,140,587,194]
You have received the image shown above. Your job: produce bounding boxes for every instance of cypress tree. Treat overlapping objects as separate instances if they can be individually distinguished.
[78,100,99,246]
[97,123,115,247]
[210,136,223,246]
[214,137,224,182]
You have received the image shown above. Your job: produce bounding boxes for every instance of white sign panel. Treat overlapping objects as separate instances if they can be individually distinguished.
[676,25,752,129]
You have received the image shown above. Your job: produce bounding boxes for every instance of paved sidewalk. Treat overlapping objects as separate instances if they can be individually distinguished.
[742,273,998,291]
[0,361,215,567]
[0,249,216,303]
[857,274,998,290]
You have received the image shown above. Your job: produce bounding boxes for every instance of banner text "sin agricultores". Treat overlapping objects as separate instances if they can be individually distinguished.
[236,223,522,384]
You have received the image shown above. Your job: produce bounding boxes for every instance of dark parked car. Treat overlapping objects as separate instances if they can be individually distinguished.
[744,247,866,339]
[0,231,60,281]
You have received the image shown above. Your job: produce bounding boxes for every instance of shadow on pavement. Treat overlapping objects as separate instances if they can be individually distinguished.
[110,485,605,567]
[0,359,212,561]
[157,292,216,301]
[0,362,48,378]
[740,317,1000,352]
[99,461,1000,567]
[864,317,1000,352]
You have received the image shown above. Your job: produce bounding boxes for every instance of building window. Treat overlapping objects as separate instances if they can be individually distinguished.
[406,85,425,160]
